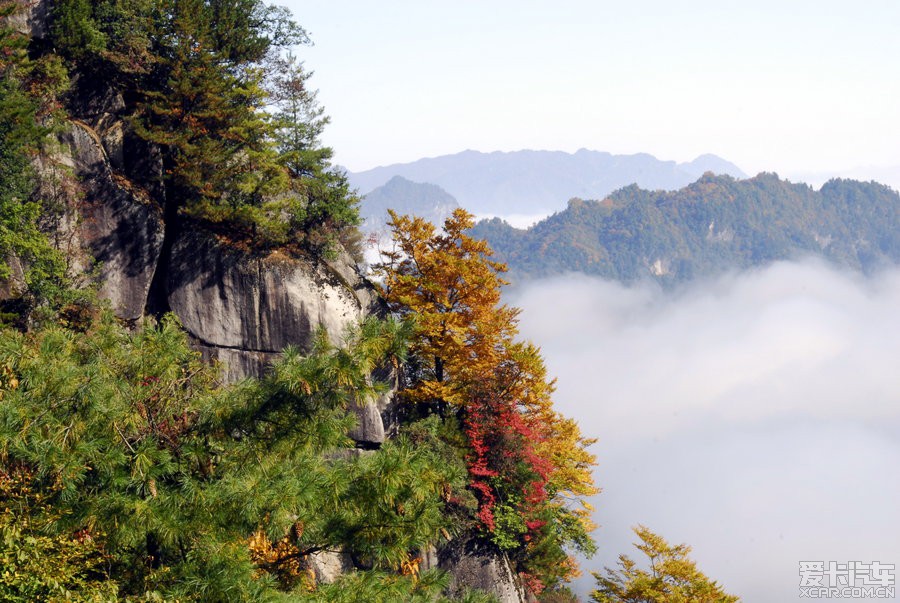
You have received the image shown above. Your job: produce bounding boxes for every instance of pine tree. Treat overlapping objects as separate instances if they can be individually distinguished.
[49,0,106,59]
[0,312,478,600]
[267,51,361,256]
[133,0,289,231]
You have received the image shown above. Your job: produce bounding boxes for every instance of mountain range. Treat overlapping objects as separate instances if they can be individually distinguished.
[470,173,900,286]
[349,149,746,216]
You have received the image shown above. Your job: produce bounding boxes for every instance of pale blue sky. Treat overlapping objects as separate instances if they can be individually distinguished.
[282,1,900,179]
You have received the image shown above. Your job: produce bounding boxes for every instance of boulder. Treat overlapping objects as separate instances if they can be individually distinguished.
[6,0,48,39]
[166,236,371,371]
[347,400,386,447]
[308,550,355,585]
[439,537,527,603]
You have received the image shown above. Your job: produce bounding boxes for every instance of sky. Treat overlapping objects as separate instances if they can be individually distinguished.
[281,0,900,185]
[279,3,900,599]
[511,261,900,601]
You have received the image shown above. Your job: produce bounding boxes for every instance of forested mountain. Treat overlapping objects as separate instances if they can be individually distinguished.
[348,149,746,215]
[470,173,900,285]
[360,175,459,233]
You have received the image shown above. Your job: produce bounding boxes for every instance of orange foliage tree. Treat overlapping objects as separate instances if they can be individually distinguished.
[375,208,598,592]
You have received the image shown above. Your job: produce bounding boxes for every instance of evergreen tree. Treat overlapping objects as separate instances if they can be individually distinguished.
[0,1,71,318]
[132,0,289,234]
[49,0,106,59]
[268,51,361,256]
[0,313,473,600]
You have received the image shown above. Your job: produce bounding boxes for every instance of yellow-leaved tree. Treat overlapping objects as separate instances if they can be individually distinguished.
[376,208,519,407]
[592,526,740,603]
[375,208,598,593]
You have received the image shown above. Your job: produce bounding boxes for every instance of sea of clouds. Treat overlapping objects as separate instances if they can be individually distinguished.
[509,259,900,601]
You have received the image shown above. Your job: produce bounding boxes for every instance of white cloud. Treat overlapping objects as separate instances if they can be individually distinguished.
[510,260,900,601]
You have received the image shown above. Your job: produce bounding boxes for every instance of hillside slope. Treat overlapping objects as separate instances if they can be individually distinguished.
[471,173,900,285]
[360,175,459,233]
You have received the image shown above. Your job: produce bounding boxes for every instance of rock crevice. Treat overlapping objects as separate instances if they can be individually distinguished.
[47,116,388,446]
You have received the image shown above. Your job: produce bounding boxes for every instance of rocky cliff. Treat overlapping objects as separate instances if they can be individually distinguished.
[1,4,536,599]
[54,111,526,602]
[17,0,374,376]
[49,114,387,445]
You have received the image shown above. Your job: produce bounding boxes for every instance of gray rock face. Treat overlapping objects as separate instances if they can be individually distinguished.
[439,537,527,603]
[6,0,48,38]
[56,123,165,322]
[308,550,355,584]
[50,120,387,444]
[0,256,26,301]
[194,343,280,384]
[68,81,129,172]
[346,400,385,446]
[165,234,386,444]
[167,236,368,366]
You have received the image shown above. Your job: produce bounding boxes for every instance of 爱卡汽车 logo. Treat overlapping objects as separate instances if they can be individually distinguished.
[799,561,895,598]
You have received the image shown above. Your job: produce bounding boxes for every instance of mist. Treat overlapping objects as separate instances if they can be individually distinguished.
[509,260,900,601]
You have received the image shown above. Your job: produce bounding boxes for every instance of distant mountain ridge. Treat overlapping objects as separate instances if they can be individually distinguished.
[359,176,459,233]
[470,173,900,285]
[348,149,746,215]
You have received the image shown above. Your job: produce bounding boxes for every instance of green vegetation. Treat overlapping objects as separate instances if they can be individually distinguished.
[471,173,900,285]
[44,0,360,255]
[0,313,494,601]
[0,1,73,319]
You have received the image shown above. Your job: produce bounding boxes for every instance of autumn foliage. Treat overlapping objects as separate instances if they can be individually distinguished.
[376,209,598,592]
[591,526,739,602]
